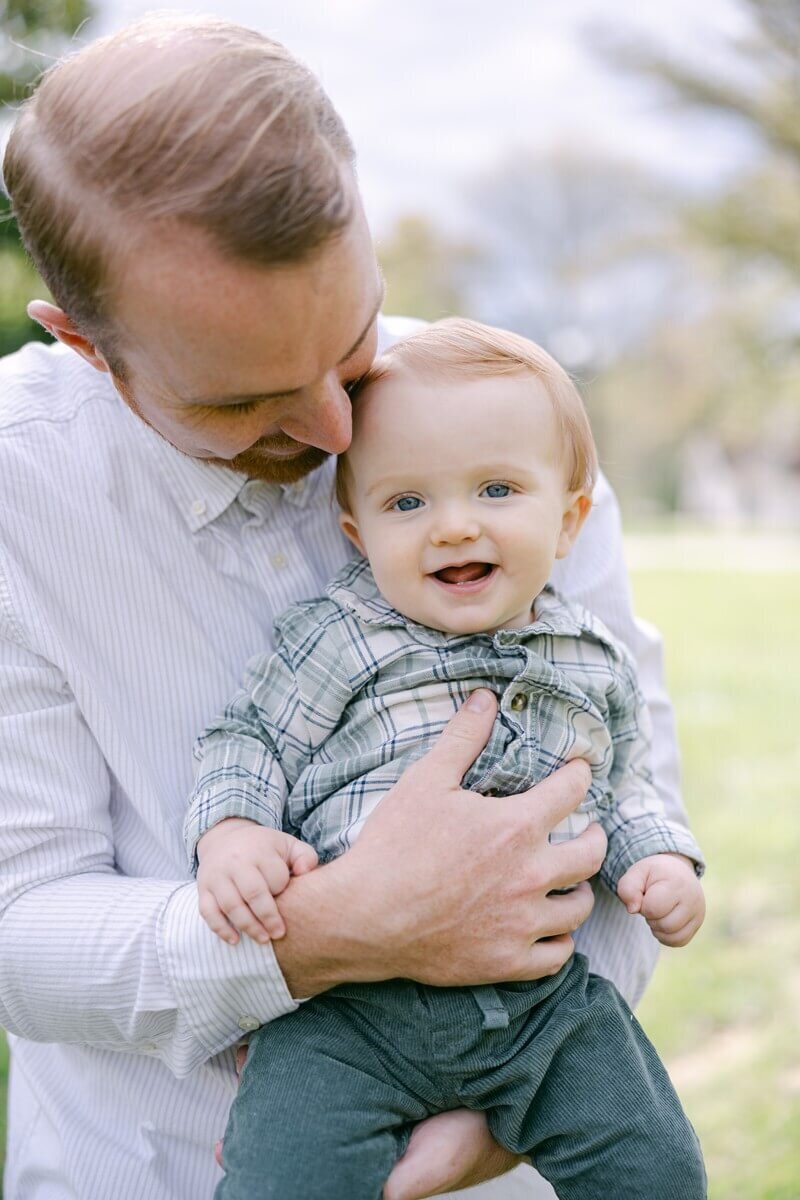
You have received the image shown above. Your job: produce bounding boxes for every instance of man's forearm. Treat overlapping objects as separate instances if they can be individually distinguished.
[0,873,296,1077]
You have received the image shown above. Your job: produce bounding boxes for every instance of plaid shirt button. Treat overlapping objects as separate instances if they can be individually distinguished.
[510,691,529,711]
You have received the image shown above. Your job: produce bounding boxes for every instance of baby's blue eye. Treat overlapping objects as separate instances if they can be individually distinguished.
[394,496,423,512]
[482,483,511,499]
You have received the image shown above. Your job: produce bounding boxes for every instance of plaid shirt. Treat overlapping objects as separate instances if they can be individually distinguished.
[187,557,703,891]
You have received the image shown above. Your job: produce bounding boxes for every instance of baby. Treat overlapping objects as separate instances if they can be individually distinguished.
[186,319,707,1200]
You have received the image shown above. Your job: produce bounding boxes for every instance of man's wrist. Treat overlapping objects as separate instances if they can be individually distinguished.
[270,853,390,999]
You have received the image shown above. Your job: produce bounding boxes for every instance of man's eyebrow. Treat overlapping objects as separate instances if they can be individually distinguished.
[184,282,386,409]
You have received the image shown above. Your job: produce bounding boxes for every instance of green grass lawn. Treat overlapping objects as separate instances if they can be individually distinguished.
[632,566,800,1200]
[1,556,798,1196]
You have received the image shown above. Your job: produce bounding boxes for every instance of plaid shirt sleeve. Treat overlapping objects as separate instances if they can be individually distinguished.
[184,601,354,871]
[600,648,705,891]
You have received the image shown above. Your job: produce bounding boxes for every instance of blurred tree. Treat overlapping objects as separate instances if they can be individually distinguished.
[377,214,480,322]
[598,0,800,283]
[1,2,95,353]
[586,0,800,520]
[465,148,684,371]
[0,191,49,356]
[1,0,93,103]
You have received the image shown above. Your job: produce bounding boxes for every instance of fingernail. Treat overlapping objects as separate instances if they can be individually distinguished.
[465,689,492,712]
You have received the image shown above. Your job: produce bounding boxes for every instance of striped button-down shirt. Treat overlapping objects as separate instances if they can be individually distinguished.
[188,557,702,889]
[0,324,692,1199]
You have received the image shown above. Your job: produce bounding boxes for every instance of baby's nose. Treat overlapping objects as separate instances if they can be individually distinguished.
[430,508,481,545]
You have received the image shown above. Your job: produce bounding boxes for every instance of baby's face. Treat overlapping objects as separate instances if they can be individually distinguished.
[339,365,589,635]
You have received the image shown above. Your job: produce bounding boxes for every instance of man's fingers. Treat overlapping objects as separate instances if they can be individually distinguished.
[414,689,498,782]
[517,759,593,830]
[537,882,595,941]
[524,932,576,980]
[547,821,606,891]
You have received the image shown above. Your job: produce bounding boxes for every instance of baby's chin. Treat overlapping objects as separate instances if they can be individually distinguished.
[403,601,533,638]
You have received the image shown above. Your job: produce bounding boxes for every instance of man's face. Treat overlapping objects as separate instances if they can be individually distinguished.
[110,181,383,484]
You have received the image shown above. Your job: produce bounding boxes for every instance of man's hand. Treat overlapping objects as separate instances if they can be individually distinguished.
[617,852,705,947]
[384,1110,524,1200]
[272,689,606,997]
[196,819,318,945]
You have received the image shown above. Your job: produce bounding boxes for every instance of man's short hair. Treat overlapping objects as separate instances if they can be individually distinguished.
[335,317,599,511]
[2,16,355,369]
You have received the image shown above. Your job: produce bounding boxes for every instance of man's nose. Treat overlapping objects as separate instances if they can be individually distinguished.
[430,505,481,546]
[281,376,352,455]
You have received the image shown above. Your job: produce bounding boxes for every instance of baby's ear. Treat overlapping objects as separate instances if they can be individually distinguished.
[338,511,366,556]
[555,492,592,559]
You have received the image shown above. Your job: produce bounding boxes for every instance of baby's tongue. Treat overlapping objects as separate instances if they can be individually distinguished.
[437,562,488,585]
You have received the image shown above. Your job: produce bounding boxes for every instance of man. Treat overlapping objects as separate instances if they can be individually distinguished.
[0,16,686,1199]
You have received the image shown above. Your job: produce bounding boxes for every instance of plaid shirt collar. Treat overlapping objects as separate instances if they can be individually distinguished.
[326,556,601,647]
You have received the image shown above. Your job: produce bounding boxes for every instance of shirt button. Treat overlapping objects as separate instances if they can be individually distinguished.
[271,551,288,570]
[484,788,500,797]
[191,499,207,517]
[238,1015,261,1033]
[510,692,528,711]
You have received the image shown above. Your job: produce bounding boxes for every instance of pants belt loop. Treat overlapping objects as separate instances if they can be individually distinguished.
[471,985,510,1030]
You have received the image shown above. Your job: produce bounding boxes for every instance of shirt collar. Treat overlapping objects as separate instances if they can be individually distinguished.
[124,405,329,531]
[327,557,602,646]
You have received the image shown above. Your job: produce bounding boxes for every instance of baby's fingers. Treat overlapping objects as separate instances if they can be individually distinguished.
[286,839,319,876]
[198,887,240,946]
[616,864,647,914]
[649,899,704,947]
[237,865,287,941]
[244,888,286,941]
[638,879,680,923]
[212,875,279,945]
[260,853,292,898]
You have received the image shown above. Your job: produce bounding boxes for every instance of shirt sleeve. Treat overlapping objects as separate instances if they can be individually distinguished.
[550,470,688,828]
[0,624,298,1079]
[599,655,705,891]
[185,642,314,870]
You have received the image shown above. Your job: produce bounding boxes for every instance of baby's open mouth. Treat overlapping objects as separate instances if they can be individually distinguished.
[432,562,495,586]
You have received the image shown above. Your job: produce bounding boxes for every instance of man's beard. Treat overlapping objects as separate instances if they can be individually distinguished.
[116,379,330,485]
[214,439,330,485]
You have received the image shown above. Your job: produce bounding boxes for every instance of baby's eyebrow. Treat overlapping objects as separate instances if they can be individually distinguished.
[364,477,414,498]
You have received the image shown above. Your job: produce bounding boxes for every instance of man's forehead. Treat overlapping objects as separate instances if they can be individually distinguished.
[115,209,381,399]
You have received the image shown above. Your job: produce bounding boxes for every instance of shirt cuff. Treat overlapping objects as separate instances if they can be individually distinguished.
[157,881,298,1074]
[602,819,705,892]
[184,783,283,872]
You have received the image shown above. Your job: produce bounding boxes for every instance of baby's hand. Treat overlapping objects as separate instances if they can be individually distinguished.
[616,853,705,947]
[196,818,318,946]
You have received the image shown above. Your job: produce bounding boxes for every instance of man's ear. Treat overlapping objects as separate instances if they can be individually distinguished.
[27,301,110,374]
[555,492,592,560]
[338,510,366,556]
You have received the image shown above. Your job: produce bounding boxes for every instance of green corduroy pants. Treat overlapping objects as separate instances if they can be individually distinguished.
[216,953,706,1200]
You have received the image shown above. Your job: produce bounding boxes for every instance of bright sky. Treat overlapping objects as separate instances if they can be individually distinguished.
[78,1,759,233]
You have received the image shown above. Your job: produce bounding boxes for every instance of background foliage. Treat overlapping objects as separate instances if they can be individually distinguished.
[0,0,93,353]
